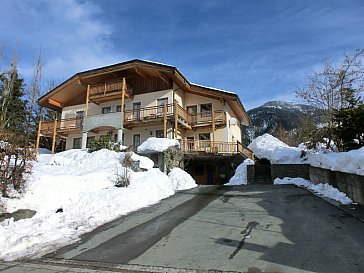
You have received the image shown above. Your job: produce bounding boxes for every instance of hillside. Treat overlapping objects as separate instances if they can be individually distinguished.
[243,101,322,144]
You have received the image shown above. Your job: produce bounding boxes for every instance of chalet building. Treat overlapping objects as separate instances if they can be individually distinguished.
[37,60,253,184]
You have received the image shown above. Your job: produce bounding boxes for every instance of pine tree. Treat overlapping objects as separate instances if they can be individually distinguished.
[0,65,29,133]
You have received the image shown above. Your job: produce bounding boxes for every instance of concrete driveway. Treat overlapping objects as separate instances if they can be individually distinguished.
[2,185,363,273]
[38,184,364,273]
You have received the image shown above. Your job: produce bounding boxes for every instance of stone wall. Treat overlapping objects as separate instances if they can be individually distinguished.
[309,166,364,206]
[248,163,364,206]
[271,164,310,181]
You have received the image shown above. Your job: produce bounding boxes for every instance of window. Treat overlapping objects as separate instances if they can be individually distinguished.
[76,111,84,118]
[200,103,212,117]
[73,138,81,149]
[133,134,141,148]
[186,136,195,150]
[186,105,197,115]
[102,106,111,114]
[76,111,84,127]
[133,102,141,120]
[116,105,122,112]
[199,133,210,141]
[86,136,95,148]
[157,98,168,113]
[156,130,164,138]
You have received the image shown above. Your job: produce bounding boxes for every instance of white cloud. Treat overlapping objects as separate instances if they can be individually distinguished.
[0,0,127,82]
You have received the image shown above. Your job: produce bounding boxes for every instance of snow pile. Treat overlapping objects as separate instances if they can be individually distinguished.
[137,137,180,153]
[247,134,364,176]
[226,159,254,185]
[0,148,194,261]
[168,168,197,191]
[248,133,304,164]
[308,147,364,176]
[274,177,353,205]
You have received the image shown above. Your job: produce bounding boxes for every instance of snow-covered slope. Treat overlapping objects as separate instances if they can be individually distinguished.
[0,149,196,261]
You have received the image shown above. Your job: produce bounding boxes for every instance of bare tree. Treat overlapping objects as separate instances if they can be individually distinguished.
[0,47,19,130]
[296,49,364,148]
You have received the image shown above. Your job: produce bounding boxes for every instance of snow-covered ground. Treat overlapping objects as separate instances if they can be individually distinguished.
[274,177,353,205]
[0,148,196,261]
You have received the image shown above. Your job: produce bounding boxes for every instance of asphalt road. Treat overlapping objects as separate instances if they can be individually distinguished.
[42,185,364,273]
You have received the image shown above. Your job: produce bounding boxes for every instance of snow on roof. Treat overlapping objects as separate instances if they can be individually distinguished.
[137,137,180,153]
[191,83,236,95]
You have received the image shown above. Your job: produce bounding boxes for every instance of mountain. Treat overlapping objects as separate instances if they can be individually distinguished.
[243,101,322,144]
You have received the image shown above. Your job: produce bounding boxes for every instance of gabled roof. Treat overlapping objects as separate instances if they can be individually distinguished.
[38,59,251,125]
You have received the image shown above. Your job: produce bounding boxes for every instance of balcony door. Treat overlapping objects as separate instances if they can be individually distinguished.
[157,98,168,113]
[133,102,141,120]
[76,111,84,128]
[133,134,141,149]
[200,103,212,117]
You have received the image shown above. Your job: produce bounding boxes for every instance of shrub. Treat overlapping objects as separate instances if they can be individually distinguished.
[88,135,126,153]
[114,152,133,188]
[0,131,36,198]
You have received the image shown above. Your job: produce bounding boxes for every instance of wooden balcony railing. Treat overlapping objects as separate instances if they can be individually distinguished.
[40,118,83,135]
[89,80,132,103]
[180,139,254,158]
[189,110,226,127]
[124,103,175,122]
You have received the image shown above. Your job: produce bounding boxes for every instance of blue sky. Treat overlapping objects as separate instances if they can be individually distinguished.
[1,0,364,109]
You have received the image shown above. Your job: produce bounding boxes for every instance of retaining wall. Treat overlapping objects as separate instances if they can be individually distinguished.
[248,163,364,206]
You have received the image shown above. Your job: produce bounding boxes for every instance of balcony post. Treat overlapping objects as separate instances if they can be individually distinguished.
[211,110,215,152]
[120,77,126,142]
[35,120,42,154]
[85,85,90,117]
[117,128,123,144]
[81,132,88,149]
[174,102,178,139]
[51,119,57,154]
[163,104,167,138]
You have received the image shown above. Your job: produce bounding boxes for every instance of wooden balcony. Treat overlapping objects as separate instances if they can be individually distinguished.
[181,139,254,158]
[89,80,133,104]
[123,103,226,129]
[40,118,83,136]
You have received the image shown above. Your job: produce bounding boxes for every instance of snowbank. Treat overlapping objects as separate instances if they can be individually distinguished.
[274,177,353,205]
[168,168,197,191]
[137,137,180,153]
[248,134,304,164]
[308,147,364,176]
[0,149,194,261]
[226,159,254,185]
[247,134,364,176]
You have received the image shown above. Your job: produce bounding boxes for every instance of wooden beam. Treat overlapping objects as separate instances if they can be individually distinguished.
[85,85,90,117]
[51,119,57,154]
[134,67,147,79]
[174,102,178,139]
[48,99,63,108]
[121,77,126,129]
[121,78,126,113]
[76,77,88,86]
[35,120,42,153]
[163,104,167,138]
[158,72,170,85]
[211,110,215,152]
